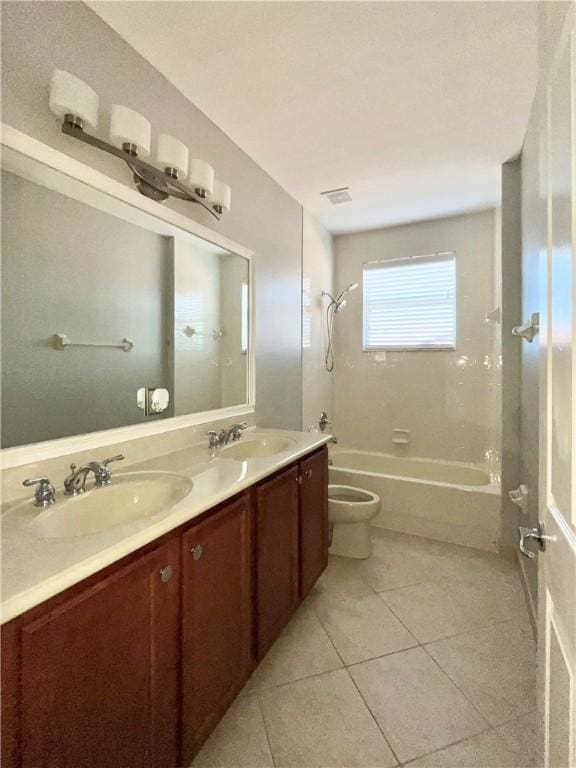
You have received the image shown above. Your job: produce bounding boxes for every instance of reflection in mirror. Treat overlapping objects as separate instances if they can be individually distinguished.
[1,159,250,449]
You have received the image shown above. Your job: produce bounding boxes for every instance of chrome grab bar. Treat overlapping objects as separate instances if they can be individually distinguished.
[53,333,134,352]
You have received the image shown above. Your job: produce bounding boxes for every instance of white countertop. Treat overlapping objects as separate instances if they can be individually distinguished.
[1,429,330,624]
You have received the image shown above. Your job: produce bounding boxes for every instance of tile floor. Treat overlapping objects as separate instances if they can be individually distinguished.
[192,529,538,768]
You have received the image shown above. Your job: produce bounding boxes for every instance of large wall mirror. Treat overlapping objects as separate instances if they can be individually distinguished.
[1,131,253,452]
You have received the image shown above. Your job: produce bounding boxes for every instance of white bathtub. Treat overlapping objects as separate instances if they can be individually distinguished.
[329,449,501,553]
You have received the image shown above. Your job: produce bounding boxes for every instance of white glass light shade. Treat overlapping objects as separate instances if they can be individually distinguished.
[49,70,99,129]
[109,105,151,156]
[211,180,231,212]
[189,159,214,195]
[156,134,189,178]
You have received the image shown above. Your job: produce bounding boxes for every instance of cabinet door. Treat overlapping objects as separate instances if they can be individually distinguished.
[181,493,253,763]
[255,465,300,659]
[300,447,329,598]
[15,539,180,768]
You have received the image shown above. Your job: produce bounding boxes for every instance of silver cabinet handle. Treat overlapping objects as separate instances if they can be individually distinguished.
[519,522,552,559]
[159,565,173,582]
[191,544,203,561]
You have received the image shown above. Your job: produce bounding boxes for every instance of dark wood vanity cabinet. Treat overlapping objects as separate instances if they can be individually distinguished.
[1,538,181,768]
[255,446,329,657]
[1,447,329,768]
[255,465,301,659]
[181,492,254,765]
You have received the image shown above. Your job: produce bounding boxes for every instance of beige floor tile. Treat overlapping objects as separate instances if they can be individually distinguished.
[311,555,374,599]
[259,668,397,768]
[191,695,273,768]
[313,592,418,664]
[357,537,447,592]
[405,730,518,768]
[425,619,536,726]
[349,647,487,763]
[379,581,487,643]
[243,603,343,693]
[493,710,541,768]
[365,530,521,594]
[444,573,527,626]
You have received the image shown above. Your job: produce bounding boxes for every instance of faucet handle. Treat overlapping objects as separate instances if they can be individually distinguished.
[230,423,248,440]
[23,477,52,488]
[206,431,219,449]
[22,477,56,507]
[102,454,125,467]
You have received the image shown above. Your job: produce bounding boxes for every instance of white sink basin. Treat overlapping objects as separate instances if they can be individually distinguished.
[32,471,193,539]
[220,436,296,461]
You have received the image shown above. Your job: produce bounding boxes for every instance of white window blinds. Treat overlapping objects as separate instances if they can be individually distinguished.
[363,253,456,350]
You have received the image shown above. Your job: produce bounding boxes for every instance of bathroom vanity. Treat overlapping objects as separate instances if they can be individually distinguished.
[1,439,329,768]
[0,128,328,767]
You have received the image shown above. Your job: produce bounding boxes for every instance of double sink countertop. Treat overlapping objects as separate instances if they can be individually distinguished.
[1,428,331,625]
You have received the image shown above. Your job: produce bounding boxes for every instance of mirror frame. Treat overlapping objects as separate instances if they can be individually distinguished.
[0,123,255,468]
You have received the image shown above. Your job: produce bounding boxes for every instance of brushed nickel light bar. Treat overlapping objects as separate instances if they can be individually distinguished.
[49,70,231,220]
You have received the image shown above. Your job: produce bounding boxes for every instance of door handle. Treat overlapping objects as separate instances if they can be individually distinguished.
[519,522,552,559]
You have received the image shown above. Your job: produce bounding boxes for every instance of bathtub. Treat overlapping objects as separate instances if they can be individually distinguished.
[329,449,501,553]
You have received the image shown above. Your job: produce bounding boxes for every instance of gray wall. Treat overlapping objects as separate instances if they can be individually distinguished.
[1,0,303,432]
[500,158,522,554]
[1,171,169,447]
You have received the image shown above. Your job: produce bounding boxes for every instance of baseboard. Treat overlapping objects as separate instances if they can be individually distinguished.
[516,551,538,641]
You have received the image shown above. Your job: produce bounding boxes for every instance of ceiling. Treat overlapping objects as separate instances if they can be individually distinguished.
[90,1,538,234]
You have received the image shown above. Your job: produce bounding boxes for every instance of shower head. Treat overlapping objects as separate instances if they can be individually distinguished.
[335,282,359,306]
[322,283,358,372]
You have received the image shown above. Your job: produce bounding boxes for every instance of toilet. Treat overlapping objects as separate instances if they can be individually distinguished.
[328,484,380,559]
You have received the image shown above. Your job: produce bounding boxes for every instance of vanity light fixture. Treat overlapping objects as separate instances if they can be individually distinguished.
[48,70,231,220]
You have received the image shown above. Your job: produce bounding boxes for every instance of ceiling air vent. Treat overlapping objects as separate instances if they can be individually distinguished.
[320,186,352,205]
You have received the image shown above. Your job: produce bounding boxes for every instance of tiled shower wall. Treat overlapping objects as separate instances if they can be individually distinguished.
[333,210,501,466]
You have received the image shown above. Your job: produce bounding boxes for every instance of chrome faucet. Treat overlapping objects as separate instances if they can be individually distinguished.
[318,412,338,443]
[207,423,248,450]
[64,455,125,495]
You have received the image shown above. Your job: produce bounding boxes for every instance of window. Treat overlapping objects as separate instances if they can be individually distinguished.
[241,282,249,354]
[363,253,456,350]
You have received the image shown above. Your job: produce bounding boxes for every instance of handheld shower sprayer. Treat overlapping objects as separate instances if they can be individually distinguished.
[322,282,358,371]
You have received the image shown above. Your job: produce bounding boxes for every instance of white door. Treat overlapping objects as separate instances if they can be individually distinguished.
[533,5,576,767]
